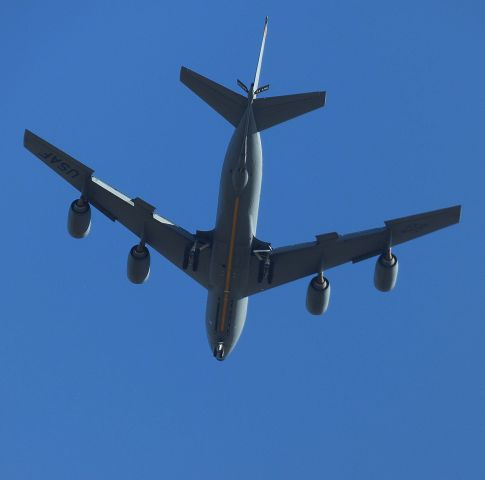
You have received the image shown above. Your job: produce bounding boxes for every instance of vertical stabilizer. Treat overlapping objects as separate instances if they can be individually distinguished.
[253,16,269,97]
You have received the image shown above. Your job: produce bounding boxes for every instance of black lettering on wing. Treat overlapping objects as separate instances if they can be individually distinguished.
[39,151,80,179]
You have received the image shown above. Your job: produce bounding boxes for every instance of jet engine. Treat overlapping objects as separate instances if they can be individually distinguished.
[374,252,398,292]
[306,274,331,315]
[127,244,150,284]
[67,199,91,238]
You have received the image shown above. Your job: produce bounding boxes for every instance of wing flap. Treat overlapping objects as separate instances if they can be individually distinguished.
[89,177,211,285]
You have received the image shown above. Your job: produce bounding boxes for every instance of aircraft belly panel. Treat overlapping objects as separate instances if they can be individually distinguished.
[205,111,262,357]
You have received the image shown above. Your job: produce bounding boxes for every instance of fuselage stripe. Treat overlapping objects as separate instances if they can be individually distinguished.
[219,196,241,332]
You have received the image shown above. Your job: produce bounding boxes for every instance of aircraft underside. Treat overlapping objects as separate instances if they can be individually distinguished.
[23,17,460,361]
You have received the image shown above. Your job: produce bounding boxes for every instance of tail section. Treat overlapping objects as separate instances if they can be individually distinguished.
[180,17,326,131]
[180,67,246,127]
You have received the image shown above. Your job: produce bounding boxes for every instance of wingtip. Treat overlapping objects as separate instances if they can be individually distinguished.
[23,129,32,147]
[451,204,462,224]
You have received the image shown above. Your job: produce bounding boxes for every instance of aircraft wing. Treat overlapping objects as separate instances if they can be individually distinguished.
[243,205,461,296]
[23,129,212,289]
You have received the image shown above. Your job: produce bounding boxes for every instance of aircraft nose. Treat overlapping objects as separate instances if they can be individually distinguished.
[213,341,226,361]
[211,337,237,361]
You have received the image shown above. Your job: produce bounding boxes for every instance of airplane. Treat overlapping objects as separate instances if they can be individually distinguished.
[24,17,461,361]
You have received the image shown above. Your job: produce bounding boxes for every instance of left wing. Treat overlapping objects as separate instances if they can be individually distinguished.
[243,205,461,297]
[23,129,212,289]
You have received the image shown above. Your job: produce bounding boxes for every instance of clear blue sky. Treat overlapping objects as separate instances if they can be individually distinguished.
[1,1,484,479]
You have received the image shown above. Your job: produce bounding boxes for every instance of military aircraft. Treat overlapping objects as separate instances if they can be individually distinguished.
[24,18,460,361]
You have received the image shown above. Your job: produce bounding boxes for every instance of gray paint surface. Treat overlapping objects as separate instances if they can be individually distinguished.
[23,19,461,361]
[205,108,262,358]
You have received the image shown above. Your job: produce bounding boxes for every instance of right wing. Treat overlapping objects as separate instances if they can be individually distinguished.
[243,205,461,297]
[24,129,212,289]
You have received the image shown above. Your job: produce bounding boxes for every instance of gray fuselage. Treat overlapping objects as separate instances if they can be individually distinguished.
[205,105,262,360]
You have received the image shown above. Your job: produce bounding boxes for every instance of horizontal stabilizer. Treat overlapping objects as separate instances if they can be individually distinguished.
[180,67,246,126]
[253,91,326,131]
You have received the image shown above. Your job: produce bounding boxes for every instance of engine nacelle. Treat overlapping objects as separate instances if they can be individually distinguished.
[374,253,398,292]
[67,200,91,238]
[127,245,150,284]
[306,275,331,315]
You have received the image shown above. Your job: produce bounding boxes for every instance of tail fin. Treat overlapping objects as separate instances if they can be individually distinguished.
[181,16,326,132]
[250,16,326,131]
[253,16,269,96]
[180,67,246,127]
[252,91,326,131]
